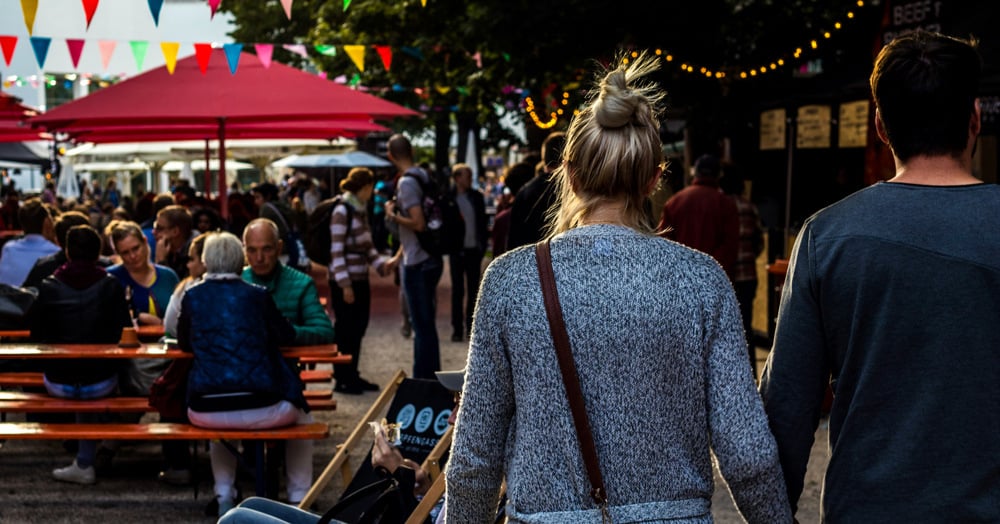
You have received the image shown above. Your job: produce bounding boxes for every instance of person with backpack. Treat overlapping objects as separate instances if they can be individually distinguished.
[324,167,392,395]
[384,134,444,380]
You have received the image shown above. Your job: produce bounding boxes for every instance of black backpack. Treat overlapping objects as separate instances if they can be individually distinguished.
[403,170,461,257]
[305,195,353,266]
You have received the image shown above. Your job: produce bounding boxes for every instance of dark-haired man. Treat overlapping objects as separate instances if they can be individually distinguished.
[24,210,113,289]
[0,197,59,286]
[507,131,566,250]
[153,204,195,280]
[760,31,1000,522]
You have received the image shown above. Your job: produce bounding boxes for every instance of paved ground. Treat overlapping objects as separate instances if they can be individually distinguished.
[0,258,828,523]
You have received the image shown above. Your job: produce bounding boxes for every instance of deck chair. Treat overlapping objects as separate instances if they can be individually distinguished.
[300,370,455,523]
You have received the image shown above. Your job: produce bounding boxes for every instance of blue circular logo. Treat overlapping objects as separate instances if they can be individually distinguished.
[414,407,434,433]
[433,410,451,436]
[396,404,416,429]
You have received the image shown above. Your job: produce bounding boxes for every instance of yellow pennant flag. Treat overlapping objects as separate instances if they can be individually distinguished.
[21,0,38,36]
[435,85,451,95]
[161,42,180,74]
[420,0,427,6]
[344,45,365,72]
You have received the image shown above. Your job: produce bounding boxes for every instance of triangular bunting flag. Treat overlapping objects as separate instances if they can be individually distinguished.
[420,0,427,6]
[97,40,116,70]
[208,0,222,19]
[66,39,85,69]
[470,51,482,69]
[223,43,242,74]
[280,0,293,19]
[29,36,50,69]
[160,42,180,73]
[147,0,164,26]
[344,45,365,72]
[194,43,213,73]
[401,47,423,60]
[82,0,100,29]
[21,0,38,36]
[282,44,308,59]
[435,85,451,95]
[343,0,350,11]
[0,36,17,67]
[129,40,149,71]
[254,43,273,68]
[375,45,392,71]
[314,45,336,57]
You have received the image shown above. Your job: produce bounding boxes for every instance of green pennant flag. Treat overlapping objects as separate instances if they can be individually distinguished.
[315,45,336,57]
[343,0,351,10]
[130,40,149,71]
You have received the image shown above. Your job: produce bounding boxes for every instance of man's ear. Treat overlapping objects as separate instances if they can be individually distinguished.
[874,108,890,145]
[971,98,982,137]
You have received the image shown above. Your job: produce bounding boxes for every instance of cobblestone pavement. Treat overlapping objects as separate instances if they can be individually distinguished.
[0,259,827,523]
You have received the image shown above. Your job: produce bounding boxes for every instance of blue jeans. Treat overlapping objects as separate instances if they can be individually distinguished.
[44,375,118,468]
[402,257,443,379]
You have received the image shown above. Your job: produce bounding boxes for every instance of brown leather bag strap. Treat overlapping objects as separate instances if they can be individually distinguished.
[535,240,610,518]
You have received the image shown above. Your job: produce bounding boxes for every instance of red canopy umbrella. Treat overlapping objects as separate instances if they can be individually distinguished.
[63,120,390,143]
[0,92,47,142]
[30,48,420,215]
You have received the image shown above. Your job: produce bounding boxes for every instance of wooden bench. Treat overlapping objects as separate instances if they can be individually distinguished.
[0,391,336,413]
[0,421,329,497]
[0,370,334,388]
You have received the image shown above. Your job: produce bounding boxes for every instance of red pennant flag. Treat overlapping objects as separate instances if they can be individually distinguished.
[375,45,392,71]
[82,0,100,29]
[194,43,213,73]
[0,36,17,67]
[66,38,85,68]
[208,0,221,18]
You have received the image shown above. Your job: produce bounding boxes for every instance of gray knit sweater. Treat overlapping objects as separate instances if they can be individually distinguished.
[444,224,791,523]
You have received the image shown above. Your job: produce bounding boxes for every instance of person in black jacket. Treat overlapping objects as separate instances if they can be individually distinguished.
[446,164,488,342]
[23,210,113,289]
[506,131,566,250]
[31,224,132,485]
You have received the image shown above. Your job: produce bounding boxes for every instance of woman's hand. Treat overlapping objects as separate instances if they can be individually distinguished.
[342,286,355,305]
[406,458,431,496]
[136,312,162,326]
[371,428,404,473]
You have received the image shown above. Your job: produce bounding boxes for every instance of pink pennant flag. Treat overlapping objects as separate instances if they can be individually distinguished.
[282,44,308,59]
[470,51,482,69]
[0,36,17,67]
[280,0,293,19]
[254,43,273,68]
[97,40,116,70]
[194,43,213,73]
[66,39,86,69]
[375,45,392,71]
[82,0,100,29]
[208,0,221,18]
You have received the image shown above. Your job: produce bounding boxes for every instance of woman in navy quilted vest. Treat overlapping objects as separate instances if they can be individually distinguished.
[177,231,312,516]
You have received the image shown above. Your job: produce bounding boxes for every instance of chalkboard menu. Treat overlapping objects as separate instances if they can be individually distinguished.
[838,100,869,148]
[797,105,831,149]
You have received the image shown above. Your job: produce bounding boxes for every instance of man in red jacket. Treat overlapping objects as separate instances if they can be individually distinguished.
[657,154,739,278]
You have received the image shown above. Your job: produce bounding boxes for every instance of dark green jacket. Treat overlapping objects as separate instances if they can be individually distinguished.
[241,264,334,345]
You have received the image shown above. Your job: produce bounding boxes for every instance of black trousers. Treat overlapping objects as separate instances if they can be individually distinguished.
[449,248,483,337]
[330,279,371,384]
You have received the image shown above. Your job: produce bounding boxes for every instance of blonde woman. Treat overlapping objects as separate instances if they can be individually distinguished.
[107,220,179,326]
[445,53,792,523]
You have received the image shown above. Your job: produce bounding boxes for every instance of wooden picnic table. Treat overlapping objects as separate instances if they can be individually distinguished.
[0,343,349,363]
[0,324,165,341]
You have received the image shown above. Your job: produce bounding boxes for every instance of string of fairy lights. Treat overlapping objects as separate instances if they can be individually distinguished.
[525,0,872,128]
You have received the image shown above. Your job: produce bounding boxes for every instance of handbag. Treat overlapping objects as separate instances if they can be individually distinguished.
[535,240,612,523]
[148,358,192,419]
[317,475,406,524]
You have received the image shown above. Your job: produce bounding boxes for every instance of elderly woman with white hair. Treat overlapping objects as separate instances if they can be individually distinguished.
[177,231,313,516]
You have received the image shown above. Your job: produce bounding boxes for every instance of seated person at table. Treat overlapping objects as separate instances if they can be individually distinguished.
[23,211,114,289]
[0,197,60,287]
[107,220,180,326]
[28,224,132,485]
[177,232,314,516]
[242,218,334,345]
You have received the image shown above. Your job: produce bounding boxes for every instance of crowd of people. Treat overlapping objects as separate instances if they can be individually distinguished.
[0,29,995,523]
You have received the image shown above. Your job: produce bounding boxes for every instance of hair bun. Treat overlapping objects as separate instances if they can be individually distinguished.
[594,69,644,128]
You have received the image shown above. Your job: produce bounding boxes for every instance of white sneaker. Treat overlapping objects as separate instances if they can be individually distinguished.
[52,460,96,485]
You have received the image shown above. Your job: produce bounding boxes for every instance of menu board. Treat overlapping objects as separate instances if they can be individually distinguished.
[838,100,869,148]
[796,105,831,149]
[760,109,786,150]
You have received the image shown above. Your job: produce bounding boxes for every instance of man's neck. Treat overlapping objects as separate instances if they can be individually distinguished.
[889,154,981,186]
